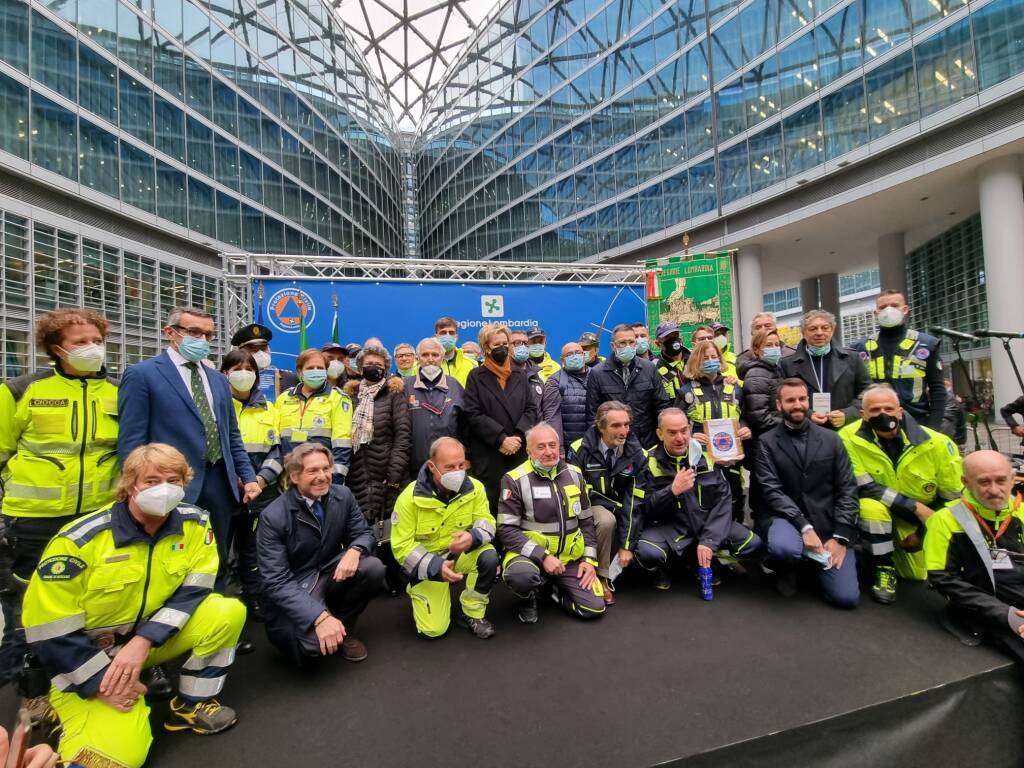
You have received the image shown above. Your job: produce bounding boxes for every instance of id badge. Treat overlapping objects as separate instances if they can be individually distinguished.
[291,430,308,442]
[991,548,1014,570]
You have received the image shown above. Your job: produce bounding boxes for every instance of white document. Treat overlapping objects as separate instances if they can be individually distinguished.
[707,418,743,462]
[812,392,831,415]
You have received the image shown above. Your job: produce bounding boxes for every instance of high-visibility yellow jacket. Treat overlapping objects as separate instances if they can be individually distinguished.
[232,390,282,485]
[22,502,219,697]
[276,382,352,481]
[531,353,561,383]
[440,349,478,387]
[391,468,495,581]
[839,415,962,520]
[0,368,119,518]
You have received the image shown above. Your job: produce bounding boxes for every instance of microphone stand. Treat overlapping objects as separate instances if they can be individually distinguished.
[951,338,998,450]
[997,338,1024,457]
[998,337,1024,395]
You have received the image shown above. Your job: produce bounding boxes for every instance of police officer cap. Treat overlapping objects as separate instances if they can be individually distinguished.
[579,332,599,346]
[655,321,679,339]
[711,321,730,333]
[345,343,362,357]
[526,325,546,339]
[231,323,273,347]
[321,341,344,353]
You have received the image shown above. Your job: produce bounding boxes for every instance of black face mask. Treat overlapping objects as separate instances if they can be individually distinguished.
[867,413,900,434]
[362,365,386,383]
[664,338,684,357]
[490,346,509,364]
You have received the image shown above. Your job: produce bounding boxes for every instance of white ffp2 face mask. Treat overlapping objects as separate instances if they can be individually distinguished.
[60,343,106,372]
[251,350,272,369]
[227,370,257,392]
[327,360,346,379]
[134,482,185,517]
[439,469,466,492]
[876,306,905,328]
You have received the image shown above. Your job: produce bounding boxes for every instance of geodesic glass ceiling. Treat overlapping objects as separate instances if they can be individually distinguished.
[332,0,498,131]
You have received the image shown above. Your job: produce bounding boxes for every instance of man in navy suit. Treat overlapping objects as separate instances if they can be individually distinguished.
[118,306,260,588]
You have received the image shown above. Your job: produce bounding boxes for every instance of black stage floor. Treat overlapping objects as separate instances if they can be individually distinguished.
[7,574,1023,767]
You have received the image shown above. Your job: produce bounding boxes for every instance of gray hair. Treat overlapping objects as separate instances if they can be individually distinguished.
[657,407,689,428]
[394,342,414,356]
[167,305,213,328]
[800,309,836,332]
[357,343,391,369]
[525,421,560,450]
[284,442,332,476]
[750,312,775,328]
[416,337,443,355]
[596,400,632,430]
[861,382,899,404]
[428,436,464,461]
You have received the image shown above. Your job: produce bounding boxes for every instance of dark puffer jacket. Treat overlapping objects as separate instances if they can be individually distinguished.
[542,368,589,447]
[738,357,783,438]
[343,377,411,525]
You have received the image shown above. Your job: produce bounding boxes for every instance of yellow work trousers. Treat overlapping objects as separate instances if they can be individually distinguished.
[51,594,246,768]
[406,544,497,638]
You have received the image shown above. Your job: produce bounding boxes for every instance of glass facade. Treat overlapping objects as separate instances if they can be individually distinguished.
[0,205,223,380]
[0,0,403,258]
[907,212,988,353]
[415,0,1024,263]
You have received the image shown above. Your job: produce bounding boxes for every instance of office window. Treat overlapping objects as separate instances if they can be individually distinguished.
[30,91,78,180]
[0,72,28,159]
[79,117,119,197]
[120,141,155,212]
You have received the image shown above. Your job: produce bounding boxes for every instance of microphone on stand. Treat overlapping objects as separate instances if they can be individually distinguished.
[973,329,1024,340]
[930,326,979,343]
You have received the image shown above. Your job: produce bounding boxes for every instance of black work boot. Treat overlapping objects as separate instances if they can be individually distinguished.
[516,593,538,624]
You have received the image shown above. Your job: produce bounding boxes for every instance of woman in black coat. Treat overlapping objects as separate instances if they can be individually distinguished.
[740,330,784,518]
[463,323,542,510]
[739,329,785,440]
[344,345,411,539]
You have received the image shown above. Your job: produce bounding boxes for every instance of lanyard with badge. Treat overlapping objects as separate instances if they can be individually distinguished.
[964,494,1024,570]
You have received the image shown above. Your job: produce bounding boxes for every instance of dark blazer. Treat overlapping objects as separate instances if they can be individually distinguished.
[779,341,871,426]
[584,357,670,449]
[754,420,859,542]
[257,485,375,644]
[463,365,541,506]
[117,351,255,503]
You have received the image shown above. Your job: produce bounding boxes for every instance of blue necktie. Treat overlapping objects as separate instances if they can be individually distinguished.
[310,499,325,525]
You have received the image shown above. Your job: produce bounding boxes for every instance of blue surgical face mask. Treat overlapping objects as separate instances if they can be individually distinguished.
[564,353,585,372]
[615,344,636,363]
[512,346,530,363]
[807,342,832,357]
[177,334,210,363]
[762,347,783,364]
[636,337,650,355]
[437,334,457,352]
[302,369,328,388]
[702,359,722,376]
[528,343,545,359]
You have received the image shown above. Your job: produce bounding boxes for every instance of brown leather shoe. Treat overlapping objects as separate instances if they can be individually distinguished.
[341,636,368,662]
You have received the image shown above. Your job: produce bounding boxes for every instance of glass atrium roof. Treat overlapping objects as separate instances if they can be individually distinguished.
[333,0,498,131]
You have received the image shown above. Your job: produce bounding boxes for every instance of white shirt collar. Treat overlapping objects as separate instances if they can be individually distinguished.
[167,346,189,367]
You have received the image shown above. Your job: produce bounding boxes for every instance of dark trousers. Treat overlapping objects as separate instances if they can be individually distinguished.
[0,514,78,685]
[196,460,238,592]
[292,557,387,658]
[765,518,860,608]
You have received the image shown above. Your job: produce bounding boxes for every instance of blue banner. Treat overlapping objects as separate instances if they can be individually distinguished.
[252,280,646,368]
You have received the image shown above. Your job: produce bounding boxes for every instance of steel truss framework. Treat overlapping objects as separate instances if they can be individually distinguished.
[221,252,645,328]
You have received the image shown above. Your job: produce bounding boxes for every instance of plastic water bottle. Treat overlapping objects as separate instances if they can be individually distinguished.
[697,566,714,601]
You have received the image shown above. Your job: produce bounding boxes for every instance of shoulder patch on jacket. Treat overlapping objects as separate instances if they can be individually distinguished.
[5,369,55,403]
[61,511,113,546]
[37,555,87,581]
[177,505,210,525]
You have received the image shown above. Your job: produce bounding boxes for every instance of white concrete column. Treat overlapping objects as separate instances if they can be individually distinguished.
[736,244,763,350]
[877,233,906,295]
[978,155,1024,421]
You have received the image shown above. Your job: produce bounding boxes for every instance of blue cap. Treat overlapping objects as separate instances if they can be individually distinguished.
[655,321,679,339]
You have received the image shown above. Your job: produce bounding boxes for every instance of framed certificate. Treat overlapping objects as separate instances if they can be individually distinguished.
[707,418,743,462]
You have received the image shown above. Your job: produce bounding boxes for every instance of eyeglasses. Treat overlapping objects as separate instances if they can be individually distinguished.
[173,325,215,341]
